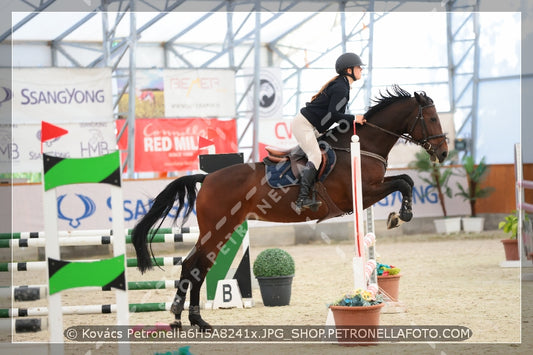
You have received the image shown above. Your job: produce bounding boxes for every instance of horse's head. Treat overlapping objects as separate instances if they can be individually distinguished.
[410,91,449,163]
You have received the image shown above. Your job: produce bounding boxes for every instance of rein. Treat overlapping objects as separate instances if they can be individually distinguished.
[331,102,447,167]
[364,103,447,157]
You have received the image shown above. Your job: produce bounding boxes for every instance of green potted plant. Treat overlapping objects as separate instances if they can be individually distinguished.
[376,263,401,302]
[499,212,520,261]
[408,150,460,234]
[253,248,295,306]
[455,155,495,232]
[328,288,385,344]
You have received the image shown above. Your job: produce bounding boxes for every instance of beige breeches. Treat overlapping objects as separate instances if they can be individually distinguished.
[291,112,321,168]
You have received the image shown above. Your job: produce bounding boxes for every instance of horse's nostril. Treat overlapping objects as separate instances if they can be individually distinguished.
[442,151,448,158]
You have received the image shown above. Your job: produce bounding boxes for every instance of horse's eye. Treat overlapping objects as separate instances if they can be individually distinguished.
[431,117,437,122]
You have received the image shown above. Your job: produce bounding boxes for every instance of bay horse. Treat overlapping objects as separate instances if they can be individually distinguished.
[131,85,448,330]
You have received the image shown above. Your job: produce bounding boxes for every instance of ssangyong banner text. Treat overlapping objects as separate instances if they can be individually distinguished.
[13,68,113,124]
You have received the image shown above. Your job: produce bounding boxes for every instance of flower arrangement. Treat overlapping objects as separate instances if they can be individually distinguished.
[329,288,384,307]
[377,263,400,276]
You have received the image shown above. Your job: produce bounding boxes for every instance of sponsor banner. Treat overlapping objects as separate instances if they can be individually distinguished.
[116,69,164,118]
[164,69,236,117]
[0,122,117,174]
[258,119,297,161]
[375,167,469,219]
[245,68,283,120]
[13,68,113,124]
[8,179,185,232]
[0,68,12,123]
[116,118,238,173]
[5,168,468,233]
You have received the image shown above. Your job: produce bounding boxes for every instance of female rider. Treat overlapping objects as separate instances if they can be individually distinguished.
[292,52,366,210]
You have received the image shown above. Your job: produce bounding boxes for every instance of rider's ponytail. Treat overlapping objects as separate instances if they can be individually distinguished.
[311,75,339,102]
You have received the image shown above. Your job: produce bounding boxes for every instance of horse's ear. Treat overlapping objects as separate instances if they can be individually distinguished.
[414,91,421,103]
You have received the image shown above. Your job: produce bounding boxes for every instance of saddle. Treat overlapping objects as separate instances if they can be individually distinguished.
[262,141,344,222]
[263,141,334,183]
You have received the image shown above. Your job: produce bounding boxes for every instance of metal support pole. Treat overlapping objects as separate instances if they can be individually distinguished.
[252,3,261,162]
[365,9,375,108]
[226,6,235,69]
[340,2,347,53]
[471,11,480,161]
[127,2,136,177]
[101,6,111,67]
[446,9,455,113]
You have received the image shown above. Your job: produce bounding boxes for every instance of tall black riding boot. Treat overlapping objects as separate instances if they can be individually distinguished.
[295,162,322,210]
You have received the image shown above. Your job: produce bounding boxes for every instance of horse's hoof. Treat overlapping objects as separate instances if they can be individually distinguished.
[387,212,406,229]
[189,313,212,332]
[169,320,182,330]
[387,212,399,229]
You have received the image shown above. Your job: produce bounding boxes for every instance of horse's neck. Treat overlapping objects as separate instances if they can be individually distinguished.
[360,101,415,158]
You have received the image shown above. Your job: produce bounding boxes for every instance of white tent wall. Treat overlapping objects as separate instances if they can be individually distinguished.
[1,1,531,166]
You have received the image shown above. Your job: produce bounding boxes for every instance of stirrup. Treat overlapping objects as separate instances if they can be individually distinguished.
[297,194,322,211]
[306,191,322,211]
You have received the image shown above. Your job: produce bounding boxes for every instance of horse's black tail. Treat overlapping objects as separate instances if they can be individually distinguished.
[131,174,206,273]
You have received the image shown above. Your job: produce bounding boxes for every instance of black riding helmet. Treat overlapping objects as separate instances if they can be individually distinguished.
[335,53,364,80]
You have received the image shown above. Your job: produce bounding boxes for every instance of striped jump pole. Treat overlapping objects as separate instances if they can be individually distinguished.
[2,302,185,317]
[2,232,200,248]
[1,256,183,272]
[0,318,48,333]
[3,280,181,302]
[0,226,200,240]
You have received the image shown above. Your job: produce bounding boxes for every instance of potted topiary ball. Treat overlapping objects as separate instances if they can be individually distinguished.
[253,248,295,306]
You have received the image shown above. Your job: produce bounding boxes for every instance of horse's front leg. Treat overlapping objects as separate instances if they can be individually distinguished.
[383,174,414,229]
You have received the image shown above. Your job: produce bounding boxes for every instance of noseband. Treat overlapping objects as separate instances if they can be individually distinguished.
[364,103,447,157]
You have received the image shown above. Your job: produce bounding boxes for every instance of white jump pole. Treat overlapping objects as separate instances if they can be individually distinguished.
[326,124,374,327]
[350,132,366,290]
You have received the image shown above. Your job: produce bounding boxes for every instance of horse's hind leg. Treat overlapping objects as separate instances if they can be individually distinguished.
[386,174,414,229]
[170,246,212,331]
[187,258,211,331]
[169,279,188,329]
[169,251,195,329]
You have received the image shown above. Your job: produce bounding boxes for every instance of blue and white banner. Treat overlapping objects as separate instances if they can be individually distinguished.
[1,122,117,174]
[4,169,469,233]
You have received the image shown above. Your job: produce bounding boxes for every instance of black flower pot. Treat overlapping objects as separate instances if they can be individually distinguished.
[256,275,293,306]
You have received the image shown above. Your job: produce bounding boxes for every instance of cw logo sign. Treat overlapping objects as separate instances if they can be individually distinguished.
[57,194,96,228]
[274,122,292,139]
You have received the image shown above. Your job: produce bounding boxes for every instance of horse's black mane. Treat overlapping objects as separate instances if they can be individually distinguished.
[364,85,412,120]
[322,85,418,141]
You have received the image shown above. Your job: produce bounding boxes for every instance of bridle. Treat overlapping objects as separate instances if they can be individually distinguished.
[364,102,448,158]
